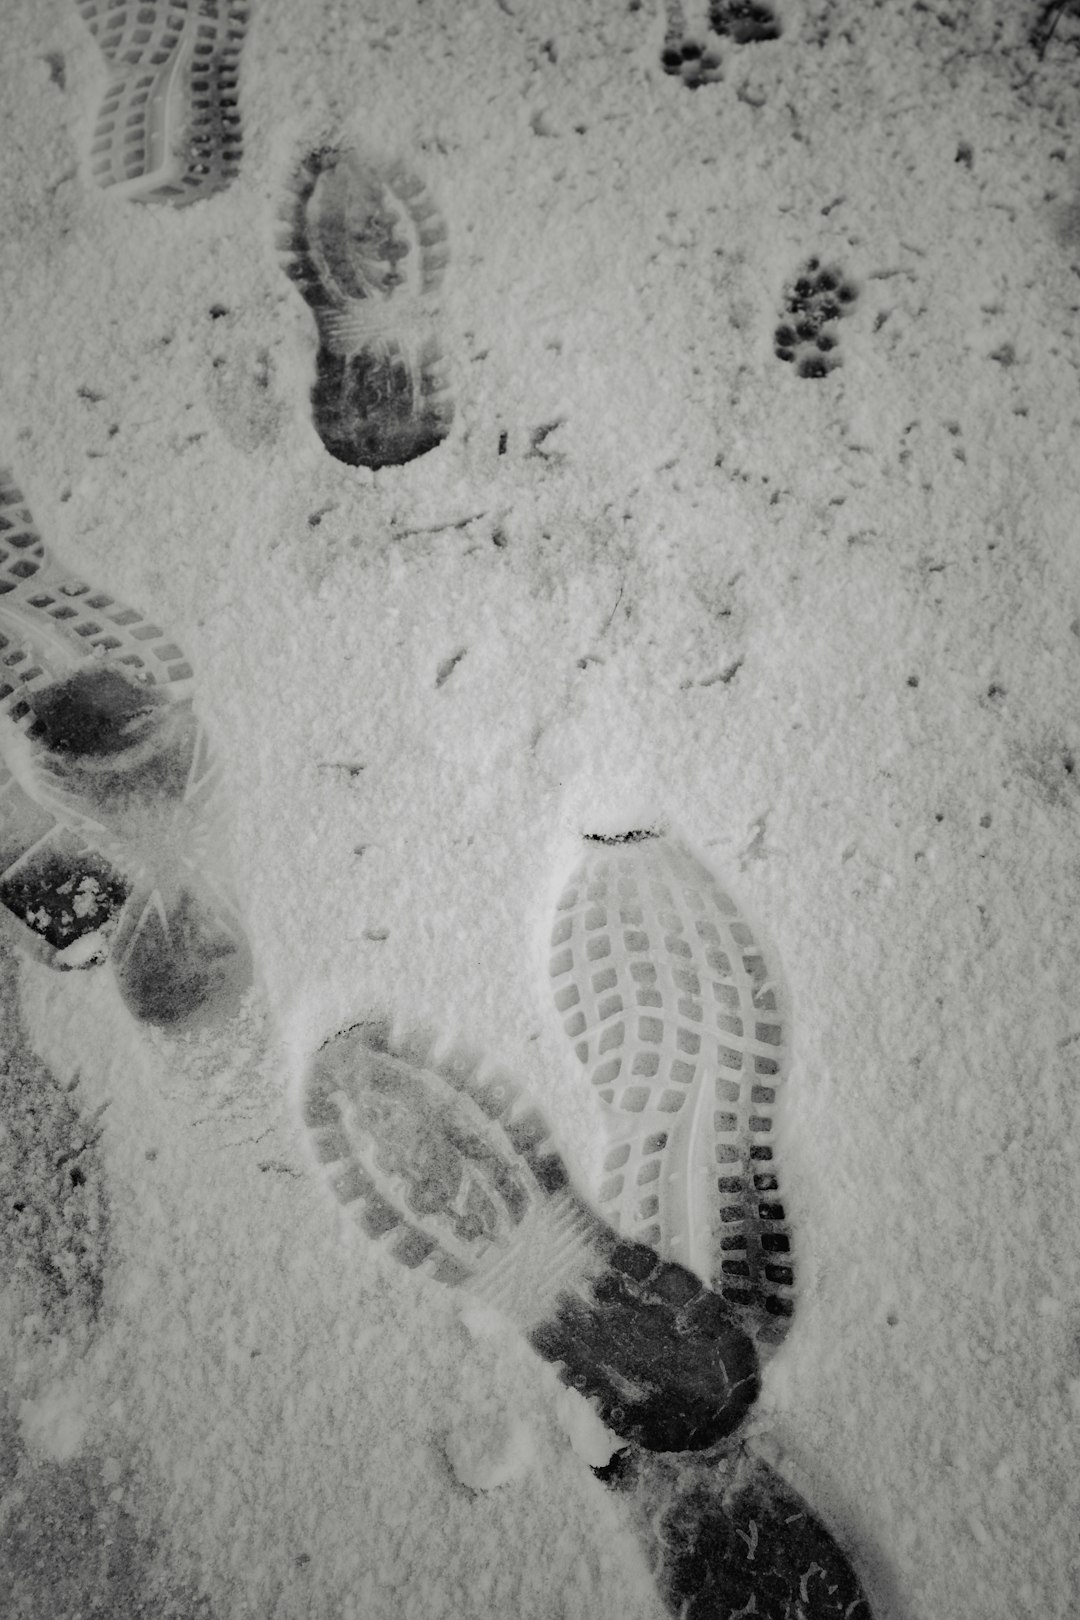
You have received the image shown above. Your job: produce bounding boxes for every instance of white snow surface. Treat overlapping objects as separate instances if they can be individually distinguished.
[1,1,1080,1617]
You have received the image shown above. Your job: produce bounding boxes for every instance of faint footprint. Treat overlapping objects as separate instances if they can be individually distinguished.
[774,258,858,379]
[600,1445,876,1618]
[278,147,453,469]
[547,833,795,1350]
[0,469,252,1026]
[74,0,249,204]
[301,1019,760,1453]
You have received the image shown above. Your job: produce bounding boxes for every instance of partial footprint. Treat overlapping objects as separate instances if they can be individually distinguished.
[278,147,453,469]
[661,0,780,87]
[0,469,252,1026]
[602,1446,875,1619]
[74,0,249,204]
[774,258,858,379]
[547,833,795,1349]
[301,1020,760,1453]
[0,947,109,1338]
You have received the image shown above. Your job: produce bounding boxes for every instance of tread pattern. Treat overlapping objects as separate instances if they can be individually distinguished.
[548,835,795,1347]
[75,0,248,204]
[278,148,453,469]
[0,470,251,1023]
[302,1020,760,1453]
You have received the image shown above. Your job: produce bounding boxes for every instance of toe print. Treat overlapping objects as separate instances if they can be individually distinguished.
[301,1021,760,1452]
[661,0,780,87]
[279,147,453,469]
[547,833,795,1349]
[74,0,249,204]
[774,258,858,379]
[0,470,252,1026]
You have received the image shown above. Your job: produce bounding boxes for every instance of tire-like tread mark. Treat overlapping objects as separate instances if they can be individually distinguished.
[0,470,252,1024]
[74,0,249,204]
[548,834,795,1349]
[302,1020,760,1453]
[602,1446,876,1619]
[278,147,453,470]
[774,258,858,379]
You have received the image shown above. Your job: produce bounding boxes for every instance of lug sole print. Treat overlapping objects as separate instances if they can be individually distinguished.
[302,1020,760,1453]
[74,0,248,204]
[0,470,252,1025]
[548,834,795,1348]
[602,1446,875,1619]
[278,147,453,469]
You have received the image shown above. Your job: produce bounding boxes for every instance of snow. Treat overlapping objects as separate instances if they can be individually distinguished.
[2,0,1080,1616]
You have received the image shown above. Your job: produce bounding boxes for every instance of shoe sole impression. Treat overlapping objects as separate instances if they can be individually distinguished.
[278,147,453,470]
[0,469,252,1025]
[547,834,795,1350]
[301,1020,761,1454]
[74,0,249,204]
[0,767,130,969]
[599,1445,876,1619]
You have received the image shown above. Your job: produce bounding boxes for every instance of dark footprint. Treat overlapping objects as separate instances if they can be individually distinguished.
[548,833,796,1351]
[774,259,858,379]
[0,948,109,1335]
[279,147,453,469]
[74,0,250,204]
[709,0,782,45]
[661,0,779,86]
[0,469,252,1026]
[601,1445,876,1618]
[301,1021,760,1452]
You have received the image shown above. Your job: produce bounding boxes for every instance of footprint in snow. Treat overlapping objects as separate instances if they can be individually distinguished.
[547,831,796,1354]
[73,0,249,204]
[300,1018,760,1454]
[0,468,252,1027]
[278,146,453,470]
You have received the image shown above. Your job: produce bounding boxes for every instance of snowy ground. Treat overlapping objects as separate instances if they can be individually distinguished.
[2,0,1080,1616]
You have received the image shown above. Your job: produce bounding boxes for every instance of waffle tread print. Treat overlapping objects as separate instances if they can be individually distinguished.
[302,1020,761,1453]
[74,0,249,204]
[0,471,252,1025]
[278,147,453,469]
[548,834,795,1347]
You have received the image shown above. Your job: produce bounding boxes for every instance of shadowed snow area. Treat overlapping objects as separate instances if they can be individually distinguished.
[1,0,1080,1617]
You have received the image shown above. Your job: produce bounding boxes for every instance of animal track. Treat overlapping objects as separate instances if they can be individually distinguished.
[774,258,858,379]
[661,0,780,87]
[301,1020,760,1452]
[278,147,453,470]
[74,0,249,204]
[547,833,795,1349]
[0,470,252,1025]
[602,1446,875,1619]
